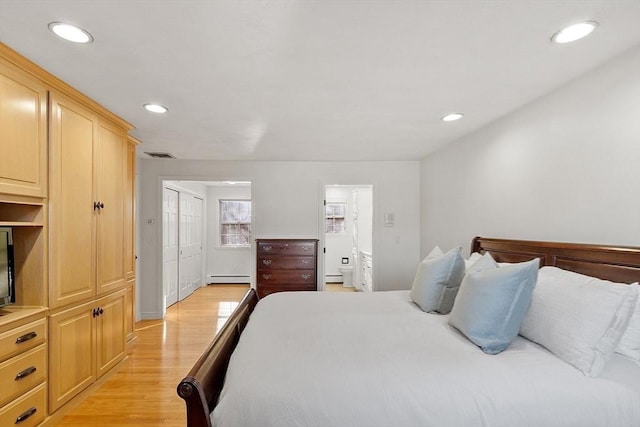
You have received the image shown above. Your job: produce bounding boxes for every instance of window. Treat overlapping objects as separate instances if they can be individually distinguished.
[325,202,346,234]
[220,200,252,246]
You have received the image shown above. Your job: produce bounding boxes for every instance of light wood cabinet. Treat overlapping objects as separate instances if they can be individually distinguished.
[49,290,125,412]
[49,93,130,308]
[1,41,137,424]
[0,309,48,427]
[0,57,47,198]
[48,92,97,308]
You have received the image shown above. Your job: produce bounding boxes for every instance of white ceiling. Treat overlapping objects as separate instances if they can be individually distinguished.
[1,1,639,161]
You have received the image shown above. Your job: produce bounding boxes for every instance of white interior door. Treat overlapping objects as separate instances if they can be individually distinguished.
[191,197,204,293]
[163,188,179,308]
[178,193,193,301]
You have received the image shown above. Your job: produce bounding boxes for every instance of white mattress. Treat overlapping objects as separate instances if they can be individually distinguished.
[212,291,640,427]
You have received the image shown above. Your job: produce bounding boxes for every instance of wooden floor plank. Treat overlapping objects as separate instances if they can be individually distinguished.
[53,284,249,427]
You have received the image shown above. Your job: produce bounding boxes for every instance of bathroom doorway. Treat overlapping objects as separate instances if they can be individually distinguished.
[323,185,373,292]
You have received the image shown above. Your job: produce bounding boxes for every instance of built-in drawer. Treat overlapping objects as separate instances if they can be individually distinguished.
[257,269,316,286]
[258,241,316,256]
[258,255,315,270]
[0,319,46,362]
[0,345,47,407]
[0,382,46,427]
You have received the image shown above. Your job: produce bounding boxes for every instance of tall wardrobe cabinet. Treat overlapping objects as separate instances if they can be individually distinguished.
[0,41,137,425]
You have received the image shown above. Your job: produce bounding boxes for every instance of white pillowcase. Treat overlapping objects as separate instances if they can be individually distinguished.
[410,246,465,314]
[519,267,638,377]
[464,252,483,270]
[617,287,640,363]
[449,256,538,355]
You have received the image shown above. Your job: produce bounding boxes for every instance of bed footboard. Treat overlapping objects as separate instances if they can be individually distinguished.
[177,288,259,427]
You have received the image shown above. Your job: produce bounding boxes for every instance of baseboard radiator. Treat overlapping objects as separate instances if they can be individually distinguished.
[207,275,251,284]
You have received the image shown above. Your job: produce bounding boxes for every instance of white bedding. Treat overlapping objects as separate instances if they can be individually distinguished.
[212,291,640,427]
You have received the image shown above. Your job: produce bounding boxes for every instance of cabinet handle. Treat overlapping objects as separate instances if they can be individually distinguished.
[301,259,310,265]
[262,259,272,266]
[302,274,311,280]
[99,307,104,315]
[302,246,310,251]
[262,274,271,280]
[15,332,37,344]
[15,366,37,381]
[15,407,37,424]
[263,246,272,252]
[93,201,105,210]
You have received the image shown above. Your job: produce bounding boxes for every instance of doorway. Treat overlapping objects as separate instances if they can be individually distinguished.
[323,185,373,292]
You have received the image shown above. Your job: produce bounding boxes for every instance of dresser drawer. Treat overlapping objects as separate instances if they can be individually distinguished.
[0,319,46,362]
[0,383,46,427]
[0,345,46,407]
[258,241,316,256]
[257,269,316,286]
[258,284,316,299]
[258,255,315,270]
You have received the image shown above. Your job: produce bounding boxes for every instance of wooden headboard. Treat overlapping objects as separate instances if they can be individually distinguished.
[472,237,640,284]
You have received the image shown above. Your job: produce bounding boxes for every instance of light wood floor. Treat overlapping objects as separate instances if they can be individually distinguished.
[325,283,357,292]
[54,284,250,427]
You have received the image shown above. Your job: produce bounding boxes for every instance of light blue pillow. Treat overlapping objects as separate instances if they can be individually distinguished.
[448,258,539,354]
[410,246,465,314]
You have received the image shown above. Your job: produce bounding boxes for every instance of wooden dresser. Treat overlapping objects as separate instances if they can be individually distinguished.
[256,239,318,298]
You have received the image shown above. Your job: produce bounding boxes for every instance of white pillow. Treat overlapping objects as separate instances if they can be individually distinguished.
[519,267,638,377]
[617,286,640,363]
[410,246,465,314]
[464,252,483,270]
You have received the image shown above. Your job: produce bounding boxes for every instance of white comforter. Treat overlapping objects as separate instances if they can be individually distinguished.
[212,291,640,427]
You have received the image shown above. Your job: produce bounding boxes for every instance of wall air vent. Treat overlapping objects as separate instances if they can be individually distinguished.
[145,152,175,159]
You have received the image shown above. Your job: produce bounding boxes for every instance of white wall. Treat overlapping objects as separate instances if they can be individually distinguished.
[206,184,252,281]
[421,46,640,256]
[138,161,420,318]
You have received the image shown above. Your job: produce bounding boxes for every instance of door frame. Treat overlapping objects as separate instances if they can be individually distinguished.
[317,181,377,292]
[155,176,253,319]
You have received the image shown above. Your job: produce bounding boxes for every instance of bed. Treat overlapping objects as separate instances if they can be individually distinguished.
[177,237,640,427]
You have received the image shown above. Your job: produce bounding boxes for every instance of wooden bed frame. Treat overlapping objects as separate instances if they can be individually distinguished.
[177,237,640,427]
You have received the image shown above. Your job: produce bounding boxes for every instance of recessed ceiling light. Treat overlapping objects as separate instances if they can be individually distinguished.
[552,21,598,44]
[143,103,168,114]
[441,113,464,122]
[48,22,93,43]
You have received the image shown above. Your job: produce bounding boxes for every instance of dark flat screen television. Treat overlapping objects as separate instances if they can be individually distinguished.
[0,227,15,308]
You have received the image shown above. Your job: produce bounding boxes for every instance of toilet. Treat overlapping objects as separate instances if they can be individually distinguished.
[338,266,354,288]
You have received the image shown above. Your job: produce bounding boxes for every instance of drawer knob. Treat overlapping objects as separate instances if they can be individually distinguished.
[262,274,271,280]
[263,246,272,252]
[15,332,37,344]
[262,259,272,266]
[302,246,310,251]
[302,274,311,280]
[15,407,37,424]
[301,259,310,265]
[15,366,37,381]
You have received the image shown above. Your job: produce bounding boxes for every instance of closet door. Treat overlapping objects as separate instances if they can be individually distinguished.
[96,120,127,295]
[49,92,97,308]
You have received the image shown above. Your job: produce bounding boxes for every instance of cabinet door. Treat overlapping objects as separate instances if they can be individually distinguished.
[0,58,47,198]
[49,301,96,412]
[124,139,136,279]
[96,120,127,295]
[48,92,97,308]
[125,278,136,343]
[95,290,126,378]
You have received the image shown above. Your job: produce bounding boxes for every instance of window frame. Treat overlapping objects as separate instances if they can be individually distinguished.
[325,200,347,235]
[219,199,252,248]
